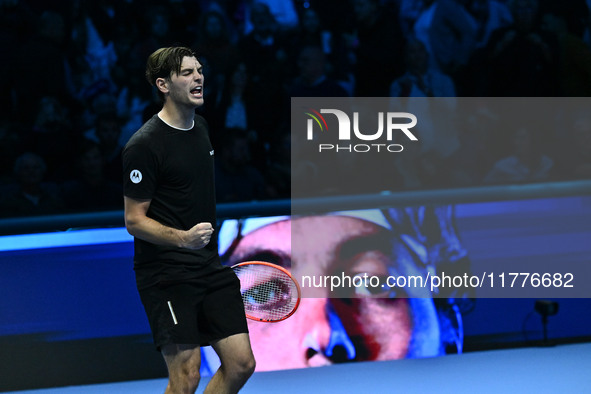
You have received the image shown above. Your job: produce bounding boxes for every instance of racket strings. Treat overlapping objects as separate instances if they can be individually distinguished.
[235,265,299,321]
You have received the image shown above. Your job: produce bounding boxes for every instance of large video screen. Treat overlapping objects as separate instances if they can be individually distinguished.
[212,194,591,371]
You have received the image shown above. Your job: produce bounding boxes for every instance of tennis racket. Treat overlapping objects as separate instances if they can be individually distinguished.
[231,261,301,322]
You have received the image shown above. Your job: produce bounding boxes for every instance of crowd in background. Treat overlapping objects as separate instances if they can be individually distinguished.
[1,0,591,218]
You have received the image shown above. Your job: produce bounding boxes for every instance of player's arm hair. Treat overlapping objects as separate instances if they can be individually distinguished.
[124,196,186,248]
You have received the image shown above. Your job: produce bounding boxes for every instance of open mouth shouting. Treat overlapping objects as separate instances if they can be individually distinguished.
[190,85,203,98]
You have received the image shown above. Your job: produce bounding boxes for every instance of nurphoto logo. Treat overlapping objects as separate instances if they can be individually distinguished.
[304,108,418,153]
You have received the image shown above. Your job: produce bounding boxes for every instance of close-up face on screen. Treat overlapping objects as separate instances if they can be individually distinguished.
[214,190,591,373]
[216,208,464,371]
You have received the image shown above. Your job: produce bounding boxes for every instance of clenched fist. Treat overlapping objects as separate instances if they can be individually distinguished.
[181,222,214,249]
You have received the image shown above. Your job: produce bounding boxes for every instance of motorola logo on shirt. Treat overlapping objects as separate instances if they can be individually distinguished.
[130,169,142,184]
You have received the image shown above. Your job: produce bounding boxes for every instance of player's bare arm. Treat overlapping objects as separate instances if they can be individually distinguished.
[124,196,213,249]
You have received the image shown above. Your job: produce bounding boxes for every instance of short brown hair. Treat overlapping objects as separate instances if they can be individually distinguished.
[145,47,197,99]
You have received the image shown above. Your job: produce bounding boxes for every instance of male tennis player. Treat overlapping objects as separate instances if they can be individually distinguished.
[122,46,255,393]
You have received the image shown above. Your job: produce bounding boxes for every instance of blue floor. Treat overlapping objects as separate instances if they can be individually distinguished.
[6,342,590,394]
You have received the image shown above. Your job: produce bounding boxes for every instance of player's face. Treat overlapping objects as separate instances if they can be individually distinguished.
[166,56,204,109]
[228,216,413,371]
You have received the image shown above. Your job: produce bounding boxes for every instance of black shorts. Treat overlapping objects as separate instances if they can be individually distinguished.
[138,267,248,350]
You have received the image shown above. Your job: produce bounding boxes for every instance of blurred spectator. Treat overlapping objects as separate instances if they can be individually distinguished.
[13,10,74,122]
[539,3,591,96]
[80,0,124,44]
[468,0,513,49]
[93,113,125,183]
[192,8,241,132]
[78,92,119,137]
[413,0,478,76]
[0,152,65,218]
[82,8,118,87]
[128,4,177,77]
[289,45,350,97]
[287,7,351,84]
[243,0,299,33]
[263,130,291,199]
[400,0,429,37]
[215,128,273,202]
[0,0,34,116]
[193,7,240,81]
[539,0,590,40]
[459,0,513,95]
[299,0,356,37]
[60,139,123,212]
[289,7,326,52]
[237,2,291,145]
[0,120,23,183]
[389,37,460,161]
[390,38,456,97]
[349,0,405,96]
[204,60,254,153]
[218,61,250,131]
[484,127,555,184]
[109,9,140,87]
[23,96,75,181]
[476,0,558,96]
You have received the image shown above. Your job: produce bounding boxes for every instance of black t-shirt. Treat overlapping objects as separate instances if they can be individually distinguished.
[122,114,222,288]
